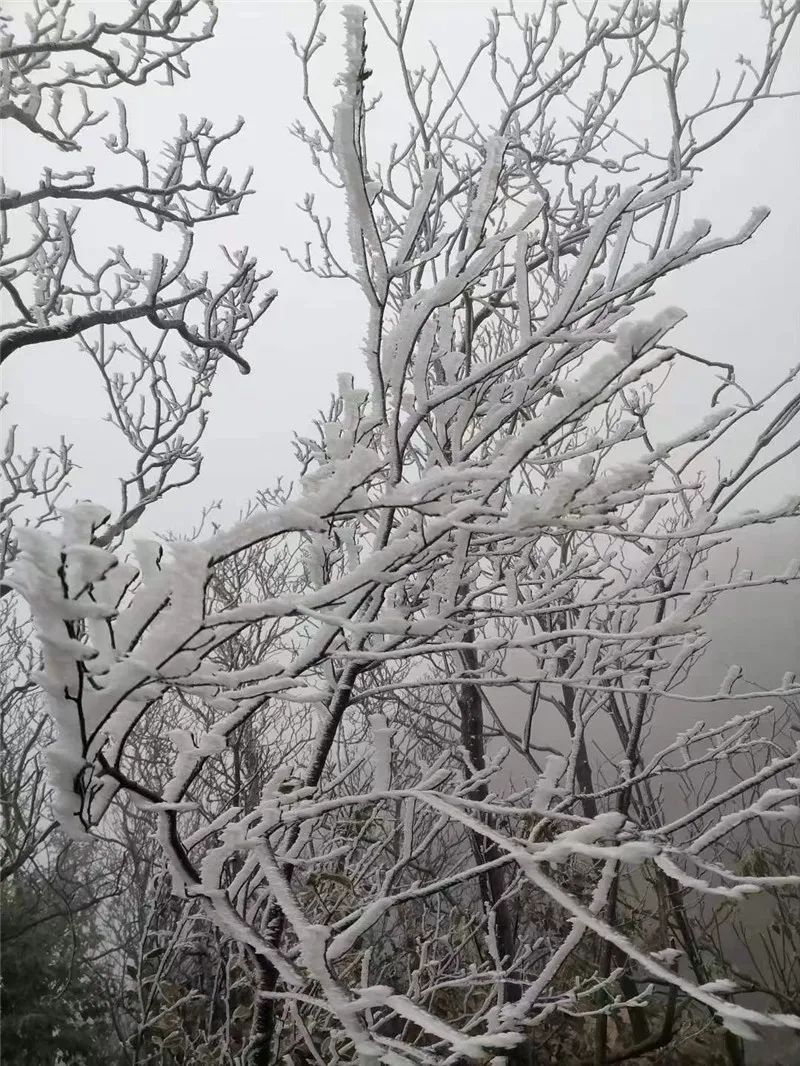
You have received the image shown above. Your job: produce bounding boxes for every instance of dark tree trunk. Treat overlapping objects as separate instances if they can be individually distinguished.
[244,664,361,1064]
[457,635,534,1066]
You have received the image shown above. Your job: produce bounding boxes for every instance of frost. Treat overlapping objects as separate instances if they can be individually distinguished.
[370,712,392,792]
[7,21,800,1056]
[466,136,509,250]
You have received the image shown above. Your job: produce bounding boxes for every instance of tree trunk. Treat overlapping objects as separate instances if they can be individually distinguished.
[457,635,534,1066]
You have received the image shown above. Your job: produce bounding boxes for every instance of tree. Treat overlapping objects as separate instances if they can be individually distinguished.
[1,4,273,1062]
[7,2,800,1065]
[0,0,274,859]
[1,860,118,1065]
[1,0,275,579]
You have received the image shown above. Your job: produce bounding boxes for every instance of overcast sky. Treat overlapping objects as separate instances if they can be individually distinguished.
[3,0,799,541]
[2,7,797,1037]
[7,0,796,787]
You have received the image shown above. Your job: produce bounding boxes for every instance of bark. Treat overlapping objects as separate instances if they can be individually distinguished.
[457,634,534,1066]
[245,663,361,1064]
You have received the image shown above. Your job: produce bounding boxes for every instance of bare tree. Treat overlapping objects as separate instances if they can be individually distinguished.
[1,7,274,1060]
[1,0,275,584]
[7,2,800,1065]
[0,0,273,881]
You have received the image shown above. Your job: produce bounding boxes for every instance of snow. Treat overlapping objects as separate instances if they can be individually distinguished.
[369,712,392,792]
[393,166,440,269]
[8,26,800,1053]
[466,136,509,251]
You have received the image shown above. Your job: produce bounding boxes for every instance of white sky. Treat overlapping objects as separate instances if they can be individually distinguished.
[2,0,799,541]
[2,6,797,1015]
[2,8,799,975]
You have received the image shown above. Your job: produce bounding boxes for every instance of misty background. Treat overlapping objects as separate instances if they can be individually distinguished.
[3,1,798,520]
[1,3,799,1061]
[3,0,798,792]
[4,0,797,759]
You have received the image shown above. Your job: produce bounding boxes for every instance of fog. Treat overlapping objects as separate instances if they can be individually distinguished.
[4,1,799,532]
[2,3,799,1062]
